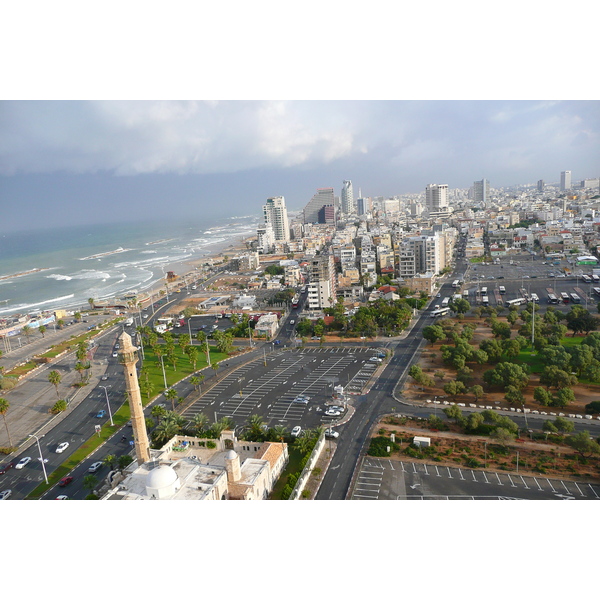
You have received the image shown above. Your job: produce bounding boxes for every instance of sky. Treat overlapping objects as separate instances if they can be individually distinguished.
[1,100,599,232]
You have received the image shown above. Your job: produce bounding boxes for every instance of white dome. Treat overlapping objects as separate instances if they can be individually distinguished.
[225,450,238,461]
[146,464,178,490]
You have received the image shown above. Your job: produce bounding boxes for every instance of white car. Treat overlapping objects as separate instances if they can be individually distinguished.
[88,461,103,473]
[55,442,69,453]
[325,409,342,417]
[293,396,310,404]
[0,489,12,500]
[291,426,302,437]
[55,495,69,500]
[369,357,383,363]
[15,457,32,469]
[324,428,339,439]
[112,352,118,358]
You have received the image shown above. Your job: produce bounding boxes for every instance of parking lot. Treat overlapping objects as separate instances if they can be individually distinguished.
[181,347,384,432]
[350,457,600,500]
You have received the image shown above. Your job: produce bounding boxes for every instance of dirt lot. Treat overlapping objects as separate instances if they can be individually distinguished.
[375,417,600,482]
[402,315,600,414]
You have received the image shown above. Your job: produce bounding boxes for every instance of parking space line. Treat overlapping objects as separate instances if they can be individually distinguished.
[519,475,529,489]
[482,472,490,483]
[458,469,465,480]
[572,481,585,497]
[533,477,543,491]
[546,479,557,493]
[435,466,441,477]
[447,467,453,479]
[588,484,599,498]
[561,480,572,494]
[495,473,503,485]
[471,470,477,482]
[423,464,429,476]
[506,474,517,487]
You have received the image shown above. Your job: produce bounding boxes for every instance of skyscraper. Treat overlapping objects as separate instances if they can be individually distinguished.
[537,179,545,192]
[341,180,355,215]
[425,184,449,214]
[560,171,572,191]
[303,188,335,224]
[473,179,490,204]
[263,196,290,242]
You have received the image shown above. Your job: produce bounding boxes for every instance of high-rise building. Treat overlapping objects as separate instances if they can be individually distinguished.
[307,254,336,309]
[560,171,572,191]
[317,204,335,224]
[263,196,290,242]
[425,184,449,215]
[473,179,490,204]
[537,179,545,192]
[303,188,335,224]
[341,180,355,215]
[399,235,442,279]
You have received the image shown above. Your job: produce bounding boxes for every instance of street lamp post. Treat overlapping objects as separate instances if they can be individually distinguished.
[28,434,48,484]
[99,385,114,426]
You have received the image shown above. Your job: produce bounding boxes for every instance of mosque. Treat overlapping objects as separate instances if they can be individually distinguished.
[103,331,288,500]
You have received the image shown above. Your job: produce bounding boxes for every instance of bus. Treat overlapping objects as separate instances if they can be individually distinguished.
[560,292,570,303]
[582,275,592,284]
[452,279,460,288]
[462,290,469,299]
[430,307,450,318]
[498,285,506,295]
[481,286,488,296]
[291,294,300,309]
[570,293,581,304]
[592,274,600,283]
[593,287,600,297]
[530,293,540,303]
[481,295,489,306]
[506,297,527,307]
[441,297,450,307]
[546,288,558,303]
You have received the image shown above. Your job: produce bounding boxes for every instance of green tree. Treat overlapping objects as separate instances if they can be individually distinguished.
[0,397,13,447]
[88,297,95,310]
[539,365,577,390]
[103,454,117,470]
[552,387,576,408]
[48,369,62,399]
[554,415,575,434]
[83,474,98,495]
[533,386,553,406]
[567,431,600,457]
[39,324,47,338]
[422,325,445,345]
[117,455,134,470]
[192,412,210,435]
[469,384,484,401]
[490,427,515,448]
[50,399,67,414]
[483,362,529,391]
[449,297,471,316]
[443,404,463,421]
[164,388,179,411]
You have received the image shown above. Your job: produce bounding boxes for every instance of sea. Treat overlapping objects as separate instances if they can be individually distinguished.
[0,215,259,318]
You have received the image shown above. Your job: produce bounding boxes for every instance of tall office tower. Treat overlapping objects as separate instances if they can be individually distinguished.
[560,171,572,191]
[537,179,545,192]
[303,187,335,224]
[341,180,355,215]
[473,179,490,204]
[118,331,151,465]
[263,196,290,242]
[317,204,335,224]
[425,184,449,214]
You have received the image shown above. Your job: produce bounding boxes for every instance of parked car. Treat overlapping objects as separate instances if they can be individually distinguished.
[369,357,383,363]
[101,375,108,381]
[95,410,106,418]
[325,409,342,417]
[55,442,69,453]
[0,462,15,475]
[324,428,339,439]
[58,476,74,487]
[15,456,32,469]
[88,461,103,473]
[0,490,12,500]
[293,395,310,404]
[291,426,302,437]
[112,352,118,358]
[55,495,69,500]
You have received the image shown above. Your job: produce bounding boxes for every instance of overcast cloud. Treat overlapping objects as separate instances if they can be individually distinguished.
[1,100,599,232]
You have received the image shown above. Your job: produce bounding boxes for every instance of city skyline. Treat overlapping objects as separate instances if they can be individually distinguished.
[1,100,599,233]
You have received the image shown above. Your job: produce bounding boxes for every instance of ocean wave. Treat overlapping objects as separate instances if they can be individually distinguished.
[46,274,73,281]
[0,293,76,315]
[72,269,112,280]
[79,247,133,260]
[140,250,157,254]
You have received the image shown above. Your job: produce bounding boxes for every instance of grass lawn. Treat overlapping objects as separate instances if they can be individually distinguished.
[140,344,228,395]
[514,336,583,373]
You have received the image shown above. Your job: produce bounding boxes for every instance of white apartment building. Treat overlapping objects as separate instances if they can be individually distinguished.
[398,234,442,278]
[307,254,337,310]
[256,223,275,254]
[560,171,572,191]
[263,196,290,242]
[425,184,450,216]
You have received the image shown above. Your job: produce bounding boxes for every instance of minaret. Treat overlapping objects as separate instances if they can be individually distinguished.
[118,331,150,465]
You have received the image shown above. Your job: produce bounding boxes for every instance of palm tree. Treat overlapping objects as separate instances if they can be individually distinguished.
[22,324,31,343]
[211,362,220,380]
[152,418,181,446]
[190,376,200,392]
[39,325,47,338]
[103,454,117,470]
[83,474,98,495]
[57,319,64,329]
[192,412,210,435]
[48,370,62,399]
[0,398,13,447]
[247,414,266,440]
[219,416,235,431]
[185,345,198,370]
[164,388,179,411]
[268,424,287,443]
[88,297,95,310]
[150,405,167,422]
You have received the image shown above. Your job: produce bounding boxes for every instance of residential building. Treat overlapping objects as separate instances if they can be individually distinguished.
[263,196,290,242]
[307,254,336,309]
[425,184,450,216]
[341,180,355,215]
